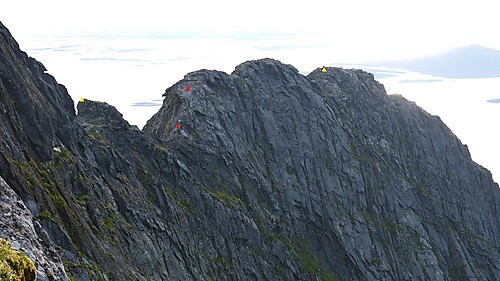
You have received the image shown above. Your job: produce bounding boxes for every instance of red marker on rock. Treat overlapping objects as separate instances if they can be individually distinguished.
[185,86,191,91]
[175,124,181,129]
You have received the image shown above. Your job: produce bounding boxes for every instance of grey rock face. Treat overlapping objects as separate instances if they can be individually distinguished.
[145,59,500,280]
[0,176,69,280]
[1,20,500,281]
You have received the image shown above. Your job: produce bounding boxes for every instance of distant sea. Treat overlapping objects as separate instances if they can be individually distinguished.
[17,32,500,183]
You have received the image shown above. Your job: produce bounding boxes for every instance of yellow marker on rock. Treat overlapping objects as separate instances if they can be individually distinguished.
[79,97,84,102]
[321,67,327,73]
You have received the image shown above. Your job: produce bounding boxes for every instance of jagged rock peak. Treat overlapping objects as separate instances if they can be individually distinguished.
[77,99,131,129]
[144,58,381,143]
[2,19,500,280]
[232,58,300,77]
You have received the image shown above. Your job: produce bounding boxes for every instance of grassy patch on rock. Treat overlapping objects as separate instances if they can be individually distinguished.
[292,237,339,281]
[0,238,36,281]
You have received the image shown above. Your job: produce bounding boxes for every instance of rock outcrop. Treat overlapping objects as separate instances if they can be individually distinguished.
[1,21,500,280]
[1,177,68,280]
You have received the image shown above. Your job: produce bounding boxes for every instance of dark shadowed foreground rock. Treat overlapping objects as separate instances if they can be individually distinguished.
[1,21,500,280]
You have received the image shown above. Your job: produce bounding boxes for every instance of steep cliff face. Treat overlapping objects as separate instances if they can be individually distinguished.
[144,59,500,280]
[1,21,500,281]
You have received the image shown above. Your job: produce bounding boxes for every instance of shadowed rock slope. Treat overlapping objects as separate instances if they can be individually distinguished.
[1,21,500,280]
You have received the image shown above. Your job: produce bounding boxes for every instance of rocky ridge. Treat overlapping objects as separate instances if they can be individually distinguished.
[1,21,500,280]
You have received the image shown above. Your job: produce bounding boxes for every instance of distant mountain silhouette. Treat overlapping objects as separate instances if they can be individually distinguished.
[373,45,500,79]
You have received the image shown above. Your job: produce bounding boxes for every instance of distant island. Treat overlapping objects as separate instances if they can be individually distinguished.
[366,45,500,79]
[131,101,162,107]
[487,98,500,103]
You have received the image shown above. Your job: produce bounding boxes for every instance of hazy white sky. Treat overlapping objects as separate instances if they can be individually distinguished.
[1,0,499,61]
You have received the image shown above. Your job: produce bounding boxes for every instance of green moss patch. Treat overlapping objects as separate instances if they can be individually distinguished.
[103,215,116,234]
[75,194,92,206]
[292,238,339,281]
[255,220,340,281]
[165,190,194,214]
[210,190,243,206]
[201,183,243,207]
[0,238,37,281]
[53,147,74,170]
[86,130,110,146]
